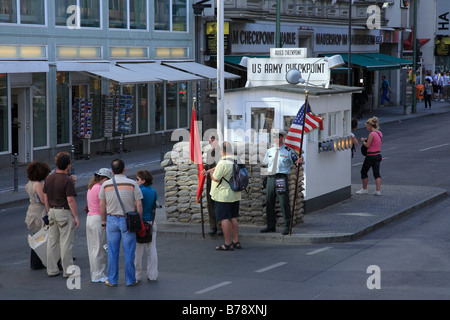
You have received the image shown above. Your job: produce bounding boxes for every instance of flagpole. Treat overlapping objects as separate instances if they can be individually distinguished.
[289,91,308,236]
[194,97,205,240]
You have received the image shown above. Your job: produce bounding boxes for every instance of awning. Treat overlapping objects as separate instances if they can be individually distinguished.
[118,62,203,82]
[224,55,269,67]
[89,65,161,84]
[0,61,49,73]
[325,53,399,71]
[162,61,240,80]
[56,61,110,72]
[361,53,412,67]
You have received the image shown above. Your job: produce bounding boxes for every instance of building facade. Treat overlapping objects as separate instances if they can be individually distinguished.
[0,0,237,167]
[196,0,414,120]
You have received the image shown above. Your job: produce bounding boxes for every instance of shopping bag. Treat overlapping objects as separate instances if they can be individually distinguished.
[28,227,49,267]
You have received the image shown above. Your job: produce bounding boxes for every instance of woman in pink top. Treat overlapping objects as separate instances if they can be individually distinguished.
[86,168,112,282]
[357,117,383,196]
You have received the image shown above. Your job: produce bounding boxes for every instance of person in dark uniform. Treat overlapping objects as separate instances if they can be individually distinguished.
[261,130,302,235]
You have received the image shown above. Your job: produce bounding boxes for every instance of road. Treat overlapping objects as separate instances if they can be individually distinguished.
[1,113,449,304]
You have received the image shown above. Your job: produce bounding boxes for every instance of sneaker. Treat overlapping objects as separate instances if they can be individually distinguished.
[356,189,368,195]
[374,191,381,196]
[92,276,107,283]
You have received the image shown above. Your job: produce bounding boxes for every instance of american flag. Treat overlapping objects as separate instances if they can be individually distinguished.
[285,102,323,154]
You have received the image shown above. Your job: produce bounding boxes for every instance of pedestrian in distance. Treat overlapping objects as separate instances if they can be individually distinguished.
[25,161,51,270]
[209,141,241,251]
[134,169,159,282]
[43,152,79,278]
[86,168,112,283]
[99,159,143,287]
[261,130,303,235]
[380,75,392,105]
[424,78,432,109]
[350,118,359,158]
[201,133,222,235]
[357,117,383,196]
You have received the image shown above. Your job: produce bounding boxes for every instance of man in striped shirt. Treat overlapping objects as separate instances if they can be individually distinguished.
[100,159,143,287]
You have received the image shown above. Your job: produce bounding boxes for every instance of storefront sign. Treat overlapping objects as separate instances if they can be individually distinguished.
[313,27,379,53]
[270,48,307,58]
[246,57,331,88]
[230,23,298,54]
[437,0,449,36]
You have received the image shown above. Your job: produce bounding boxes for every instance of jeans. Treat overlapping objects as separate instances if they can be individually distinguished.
[106,215,136,286]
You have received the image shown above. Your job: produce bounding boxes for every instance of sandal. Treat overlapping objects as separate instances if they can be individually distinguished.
[232,241,242,249]
[215,243,233,251]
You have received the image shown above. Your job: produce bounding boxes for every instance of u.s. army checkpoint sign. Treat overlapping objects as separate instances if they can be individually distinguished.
[245,56,332,88]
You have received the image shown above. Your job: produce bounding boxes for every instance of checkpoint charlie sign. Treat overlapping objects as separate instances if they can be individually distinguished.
[246,48,333,88]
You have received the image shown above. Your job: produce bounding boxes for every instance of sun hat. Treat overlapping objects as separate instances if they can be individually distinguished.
[95,168,112,179]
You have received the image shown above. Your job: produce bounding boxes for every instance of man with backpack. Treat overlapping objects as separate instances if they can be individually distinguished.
[208,141,242,251]
[261,130,302,235]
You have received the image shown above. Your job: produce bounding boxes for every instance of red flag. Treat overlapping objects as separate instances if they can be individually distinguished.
[189,107,205,203]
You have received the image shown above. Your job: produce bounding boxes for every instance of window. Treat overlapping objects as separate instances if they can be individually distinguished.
[33,73,47,148]
[154,0,187,32]
[0,74,7,152]
[137,84,149,134]
[56,72,70,144]
[110,0,147,30]
[328,112,338,137]
[55,0,101,28]
[0,0,45,25]
[154,83,164,131]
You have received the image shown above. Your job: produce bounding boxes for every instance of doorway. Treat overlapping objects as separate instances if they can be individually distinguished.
[11,88,32,164]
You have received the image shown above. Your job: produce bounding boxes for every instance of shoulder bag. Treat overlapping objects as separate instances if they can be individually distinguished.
[112,176,142,233]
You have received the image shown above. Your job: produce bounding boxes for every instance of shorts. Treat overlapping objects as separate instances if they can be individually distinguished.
[214,201,240,221]
[432,84,440,93]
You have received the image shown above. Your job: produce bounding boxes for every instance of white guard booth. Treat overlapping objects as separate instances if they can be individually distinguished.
[222,49,362,212]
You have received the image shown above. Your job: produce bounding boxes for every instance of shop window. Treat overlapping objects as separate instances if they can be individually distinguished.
[0,74,7,152]
[32,73,47,148]
[179,82,188,127]
[55,0,101,28]
[166,83,178,130]
[122,85,137,134]
[0,0,45,25]
[154,83,164,132]
[56,72,70,144]
[138,84,149,134]
[154,0,187,32]
[89,77,102,140]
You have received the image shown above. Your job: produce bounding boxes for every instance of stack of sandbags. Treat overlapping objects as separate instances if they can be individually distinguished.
[160,141,304,226]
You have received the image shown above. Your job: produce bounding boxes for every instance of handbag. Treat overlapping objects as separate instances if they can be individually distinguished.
[136,200,157,243]
[361,140,367,156]
[112,176,142,233]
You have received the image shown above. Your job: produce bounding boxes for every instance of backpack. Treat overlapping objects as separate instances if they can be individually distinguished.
[221,158,249,192]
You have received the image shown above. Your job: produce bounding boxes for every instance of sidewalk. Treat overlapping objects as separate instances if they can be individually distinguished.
[1,99,449,244]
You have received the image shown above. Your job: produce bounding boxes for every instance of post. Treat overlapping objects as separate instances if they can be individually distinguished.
[347,0,352,86]
[412,0,418,113]
[70,144,75,175]
[13,153,18,192]
[276,0,281,48]
[119,134,123,159]
[217,0,225,137]
[289,92,308,236]
[160,132,165,162]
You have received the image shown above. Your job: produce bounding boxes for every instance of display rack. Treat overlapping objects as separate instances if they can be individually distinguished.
[72,97,92,159]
